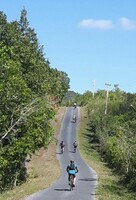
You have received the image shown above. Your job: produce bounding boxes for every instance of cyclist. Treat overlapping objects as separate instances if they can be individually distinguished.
[73,114,76,123]
[66,160,78,187]
[73,102,77,109]
[60,141,65,153]
[73,140,78,152]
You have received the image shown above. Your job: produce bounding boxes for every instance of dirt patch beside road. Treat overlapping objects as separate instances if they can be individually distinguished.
[26,107,66,191]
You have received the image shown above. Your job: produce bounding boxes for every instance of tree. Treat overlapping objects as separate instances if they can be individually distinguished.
[0,9,70,191]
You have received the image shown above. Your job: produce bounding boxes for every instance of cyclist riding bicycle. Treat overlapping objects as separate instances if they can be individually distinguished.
[60,141,65,153]
[73,140,78,152]
[73,114,76,123]
[66,160,78,187]
[73,102,77,109]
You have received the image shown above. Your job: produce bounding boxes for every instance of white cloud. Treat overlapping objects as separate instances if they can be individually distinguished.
[118,17,136,30]
[78,19,114,30]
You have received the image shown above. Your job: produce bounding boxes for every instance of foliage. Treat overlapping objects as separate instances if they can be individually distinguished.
[85,88,136,191]
[62,90,93,106]
[0,9,69,191]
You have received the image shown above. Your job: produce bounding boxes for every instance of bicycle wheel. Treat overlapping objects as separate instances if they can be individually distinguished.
[69,175,74,191]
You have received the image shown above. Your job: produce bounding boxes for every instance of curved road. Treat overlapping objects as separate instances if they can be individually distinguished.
[25,107,97,200]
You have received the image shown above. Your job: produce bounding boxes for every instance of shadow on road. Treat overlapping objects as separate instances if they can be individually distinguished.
[56,152,63,154]
[54,188,70,192]
[69,150,75,153]
[71,120,76,123]
[78,178,97,181]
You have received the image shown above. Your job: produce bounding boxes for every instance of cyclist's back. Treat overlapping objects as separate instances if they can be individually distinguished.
[73,141,78,147]
[68,163,76,174]
[60,141,64,147]
[73,103,77,109]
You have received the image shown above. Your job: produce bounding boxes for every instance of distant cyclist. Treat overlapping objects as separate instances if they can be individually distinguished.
[73,114,77,123]
[73,102,77,109]
[60,141,65,153]
[73,140,78,152]
[66,160,78,187]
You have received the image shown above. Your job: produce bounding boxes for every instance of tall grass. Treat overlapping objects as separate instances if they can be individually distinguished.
[78,107,136,200]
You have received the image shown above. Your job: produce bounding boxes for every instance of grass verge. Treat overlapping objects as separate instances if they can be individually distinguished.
[78,107,136,200]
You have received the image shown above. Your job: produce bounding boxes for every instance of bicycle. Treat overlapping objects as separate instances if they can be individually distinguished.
[73,141,78,153]
[69,174,75,191]
[61,146,64,154]
[60,141,65,154]
[73,145,77,153]
[73,115,77,123]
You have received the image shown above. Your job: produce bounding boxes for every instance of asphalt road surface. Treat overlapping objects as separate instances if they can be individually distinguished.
[25,107,97,200]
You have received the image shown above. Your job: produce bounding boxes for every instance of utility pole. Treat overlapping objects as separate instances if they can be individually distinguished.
[105,83,111,115]
[92,80,95,99]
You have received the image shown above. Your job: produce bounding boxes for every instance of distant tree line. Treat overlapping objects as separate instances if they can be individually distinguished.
[0,8,69,191]
[62,90,93,106]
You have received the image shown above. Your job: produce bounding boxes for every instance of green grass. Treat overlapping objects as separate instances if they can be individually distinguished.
[78,107,136,200]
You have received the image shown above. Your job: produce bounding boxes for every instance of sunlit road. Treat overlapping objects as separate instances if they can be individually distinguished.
[25,107,97,200]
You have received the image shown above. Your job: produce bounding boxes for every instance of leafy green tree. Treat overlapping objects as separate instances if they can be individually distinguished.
[0,8,70,191]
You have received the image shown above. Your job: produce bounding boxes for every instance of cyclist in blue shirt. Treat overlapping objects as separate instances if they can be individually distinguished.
[66,160,78,186]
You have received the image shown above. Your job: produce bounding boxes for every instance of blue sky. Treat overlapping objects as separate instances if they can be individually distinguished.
[1,0,136,94]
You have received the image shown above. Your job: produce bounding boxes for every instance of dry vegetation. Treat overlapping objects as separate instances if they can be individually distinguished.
[78,107,136,200]
[0,107,66,200]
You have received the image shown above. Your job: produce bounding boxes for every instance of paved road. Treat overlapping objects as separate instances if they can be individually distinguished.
[25,107,97,200]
